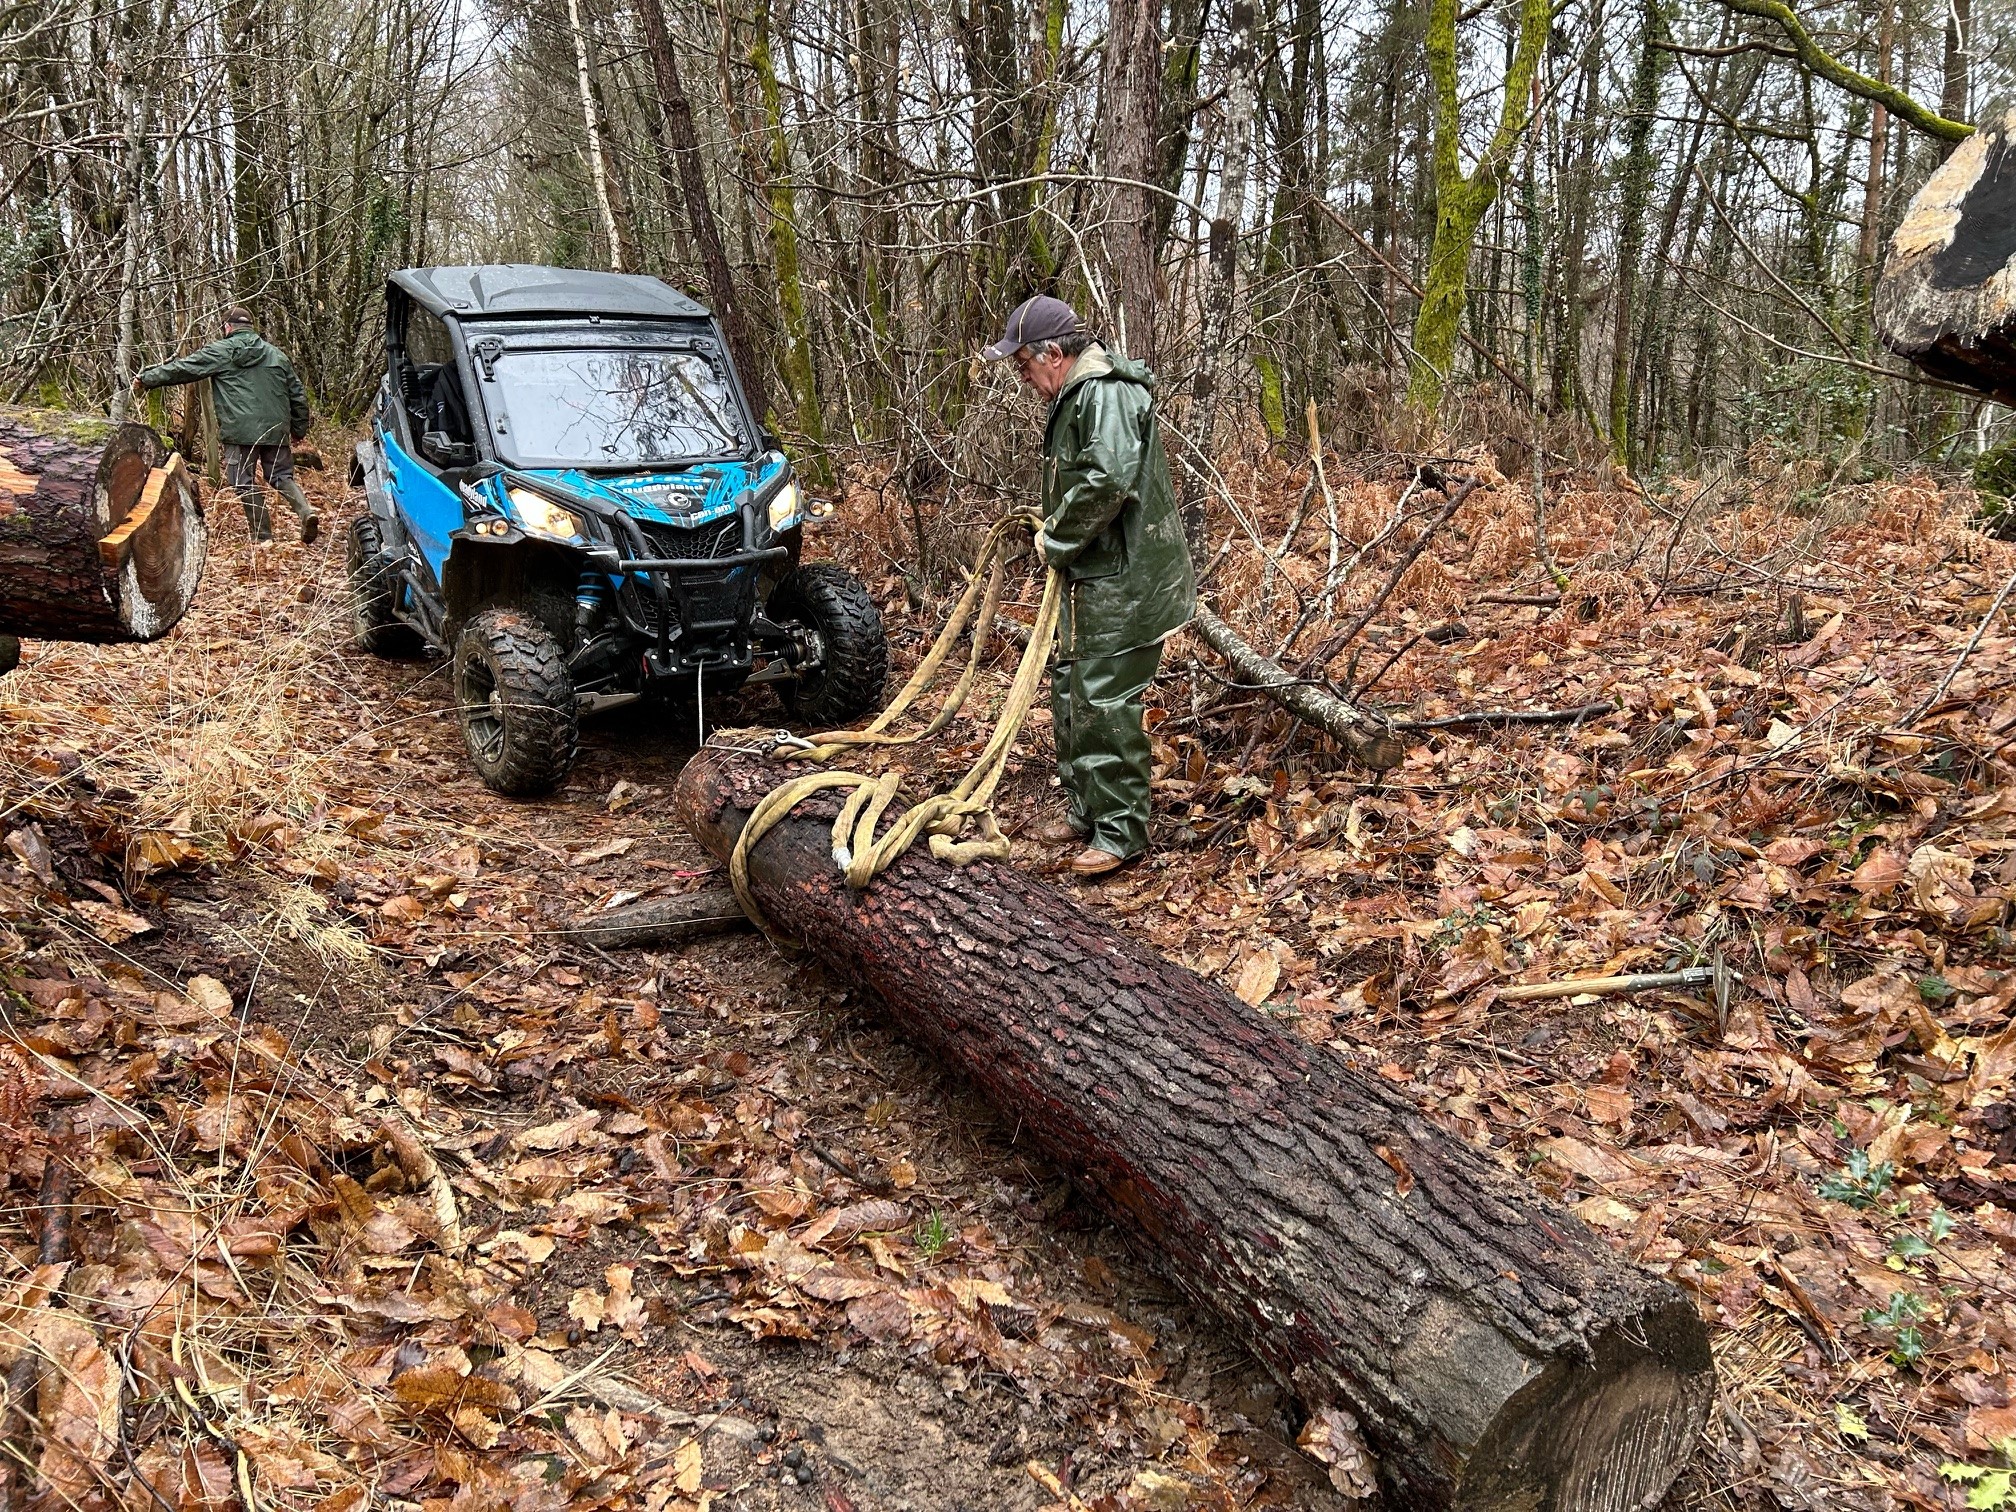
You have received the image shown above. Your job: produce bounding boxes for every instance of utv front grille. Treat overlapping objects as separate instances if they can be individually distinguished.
[638,516,743,562]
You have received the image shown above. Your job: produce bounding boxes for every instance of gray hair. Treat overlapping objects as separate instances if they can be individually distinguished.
[1026,331,1095,361]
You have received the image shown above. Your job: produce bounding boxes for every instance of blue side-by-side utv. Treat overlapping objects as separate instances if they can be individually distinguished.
[347,264,887,795]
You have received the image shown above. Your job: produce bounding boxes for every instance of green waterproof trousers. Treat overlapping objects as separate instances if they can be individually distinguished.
[1049,640,1164,860]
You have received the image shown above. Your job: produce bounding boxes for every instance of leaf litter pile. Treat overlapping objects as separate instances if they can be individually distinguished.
[3,446,2016,1510]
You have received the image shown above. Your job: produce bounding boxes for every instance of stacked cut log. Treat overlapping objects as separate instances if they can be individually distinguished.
[1876,108,2016,402]
[675,742,1715,1512]
[0,405,207,649]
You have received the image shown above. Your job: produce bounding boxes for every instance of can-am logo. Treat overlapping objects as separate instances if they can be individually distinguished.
[611,475,709,510]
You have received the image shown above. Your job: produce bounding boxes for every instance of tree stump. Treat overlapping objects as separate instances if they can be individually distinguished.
[1876,108,2016,403]
[0,406,207,644]
[674,742,1715,1511]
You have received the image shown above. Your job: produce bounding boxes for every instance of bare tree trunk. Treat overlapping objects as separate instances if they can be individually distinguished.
[568,0,631,273]
[1858,0,1895,281]
[109,79,147,424]
[1941,0,1971,148]
[635,0,771,421]
[1100,0,1163,359]
[1181,0,1257,546]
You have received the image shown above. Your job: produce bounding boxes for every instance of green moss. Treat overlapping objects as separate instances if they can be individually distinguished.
[1977,440,2016,500]
[0,403,116,447]
[1255,352,1287,440]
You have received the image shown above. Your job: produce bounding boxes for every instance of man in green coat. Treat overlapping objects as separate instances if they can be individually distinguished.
[134,308,319,545]
[985,295,1196,877]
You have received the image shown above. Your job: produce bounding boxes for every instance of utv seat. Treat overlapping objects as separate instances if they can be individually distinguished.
[426,365,472,446]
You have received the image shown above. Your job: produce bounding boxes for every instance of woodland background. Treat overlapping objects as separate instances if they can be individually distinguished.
[2,0,2013,512]
[12,0,2016,1508]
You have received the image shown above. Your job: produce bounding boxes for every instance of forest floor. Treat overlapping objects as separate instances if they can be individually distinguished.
[4,441,2016,1512]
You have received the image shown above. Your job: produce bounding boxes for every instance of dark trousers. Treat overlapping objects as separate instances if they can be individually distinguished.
[224,443,314,541]
[1050,640,1164,860]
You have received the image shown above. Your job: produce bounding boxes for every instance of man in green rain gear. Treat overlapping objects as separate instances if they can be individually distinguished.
[134,307,319,546]
[984,295,1196,878]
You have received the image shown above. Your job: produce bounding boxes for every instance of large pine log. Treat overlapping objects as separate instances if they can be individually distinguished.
[1876,109,2016,403]
[0,406,207,644]
[674,743,1714,1511]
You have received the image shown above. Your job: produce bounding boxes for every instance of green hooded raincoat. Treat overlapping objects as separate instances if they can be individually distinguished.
[1037,345,1194,860]
[138,329,310,448]
[1038,346,1196,659]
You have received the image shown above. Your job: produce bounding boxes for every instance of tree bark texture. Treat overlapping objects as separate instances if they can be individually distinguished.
[1877,108,2016,403]
[673,744,1716,1511]
[1181,0,1257,547]
[0,406,207,644]
[1099,0,1163,359]
[1187,608,1408,770]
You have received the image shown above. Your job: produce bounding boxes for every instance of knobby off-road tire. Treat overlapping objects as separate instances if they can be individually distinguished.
[454,607,579,797]
[769,564,887,727]
[347,516,420,657]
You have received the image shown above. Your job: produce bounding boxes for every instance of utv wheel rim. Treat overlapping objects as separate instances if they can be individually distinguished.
[462,656,507,764]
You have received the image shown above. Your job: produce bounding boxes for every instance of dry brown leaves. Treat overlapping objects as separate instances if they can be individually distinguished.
[6,444,2016,1510]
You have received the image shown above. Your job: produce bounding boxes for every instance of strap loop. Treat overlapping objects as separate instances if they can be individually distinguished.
[728,514,1060,940]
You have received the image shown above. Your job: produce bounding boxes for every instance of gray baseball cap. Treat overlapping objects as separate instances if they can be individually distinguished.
[982,295,1082,360]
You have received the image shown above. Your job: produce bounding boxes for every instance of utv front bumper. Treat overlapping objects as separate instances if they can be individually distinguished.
[494,470,791,678]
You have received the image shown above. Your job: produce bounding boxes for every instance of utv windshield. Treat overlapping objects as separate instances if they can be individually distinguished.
[488,348,746,465]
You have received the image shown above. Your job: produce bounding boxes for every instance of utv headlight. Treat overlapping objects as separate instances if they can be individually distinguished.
[766,480,802,532]
[506,487,582,542]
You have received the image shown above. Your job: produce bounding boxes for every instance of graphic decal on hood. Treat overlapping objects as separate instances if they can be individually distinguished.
[511,457,789,526]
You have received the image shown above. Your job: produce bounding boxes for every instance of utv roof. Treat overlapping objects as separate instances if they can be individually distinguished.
[389,265,710,321]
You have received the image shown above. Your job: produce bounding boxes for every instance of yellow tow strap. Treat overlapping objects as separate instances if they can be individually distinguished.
[728,513,1061,940]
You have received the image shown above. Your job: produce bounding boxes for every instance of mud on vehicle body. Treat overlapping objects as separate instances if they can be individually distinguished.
[347,264,886,795]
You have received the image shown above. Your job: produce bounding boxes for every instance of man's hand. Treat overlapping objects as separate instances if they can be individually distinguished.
[129,376,144,397]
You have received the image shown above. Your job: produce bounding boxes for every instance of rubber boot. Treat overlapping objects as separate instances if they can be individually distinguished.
[277,477,319,543]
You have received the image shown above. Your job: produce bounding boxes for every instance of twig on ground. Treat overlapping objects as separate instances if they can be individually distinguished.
[1292,476,1478,675]
[1497,966,1718,1003]
[1397,701,1616,732]
[0,1117,73,1497]
[1903,563,2016,727]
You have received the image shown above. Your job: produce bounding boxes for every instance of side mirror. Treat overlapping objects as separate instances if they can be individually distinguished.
[421,431,475,468]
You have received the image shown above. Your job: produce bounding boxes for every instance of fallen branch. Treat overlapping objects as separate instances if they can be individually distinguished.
[1292,476,1479,676]
[1398,701,1616,732]
[1498,967,1717,1003]
[563,887,753,949]
[1188,609,1407,769]
[0,1120,72,1501]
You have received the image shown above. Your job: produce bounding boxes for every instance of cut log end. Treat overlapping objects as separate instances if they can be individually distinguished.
[1464,1301,1715,1512]
[672,740,1713,1510]
[0,406,207,644]
[1877,109,2016,403]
